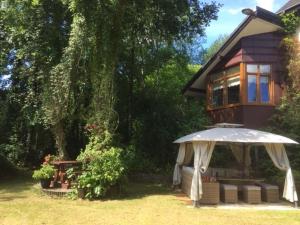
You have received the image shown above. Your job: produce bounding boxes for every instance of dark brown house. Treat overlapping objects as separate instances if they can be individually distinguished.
[183,2,300,128]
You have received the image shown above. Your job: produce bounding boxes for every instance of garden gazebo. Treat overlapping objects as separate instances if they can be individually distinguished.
[173,124,299,207]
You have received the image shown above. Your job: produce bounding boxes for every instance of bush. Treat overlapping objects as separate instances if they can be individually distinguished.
[77,146,125,199]
[32,164,55,180]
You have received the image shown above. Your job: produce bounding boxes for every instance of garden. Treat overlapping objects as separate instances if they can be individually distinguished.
[1,1,300,224]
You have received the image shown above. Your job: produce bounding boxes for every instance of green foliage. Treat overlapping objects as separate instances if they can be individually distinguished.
[32,164,55,180]
[268,13,300,170]
[0,132,24,166]
[281,12,300,35]
[0,0,219,169]
[202,34,228,63]
[77,146,125,199]
[116,52,210,170]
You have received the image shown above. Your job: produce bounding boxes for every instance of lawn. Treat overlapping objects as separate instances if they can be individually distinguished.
[0,177,300,225]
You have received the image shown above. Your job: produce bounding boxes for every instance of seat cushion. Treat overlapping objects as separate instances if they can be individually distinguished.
[243,185,261,191]
[221,184,238,190]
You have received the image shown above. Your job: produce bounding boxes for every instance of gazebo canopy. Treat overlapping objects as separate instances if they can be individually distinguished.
[173,126,299,206]
[174,128,299,145]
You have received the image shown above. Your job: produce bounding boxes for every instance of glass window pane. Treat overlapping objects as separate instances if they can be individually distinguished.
[227,77,240,104]
[247,64,258,73]
[212,81,224,107]
[248,75,257,102]
[260,76,269,103]
[260,65,271,74]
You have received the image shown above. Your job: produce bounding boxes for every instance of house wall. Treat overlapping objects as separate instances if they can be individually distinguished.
[208,105,275,128]
[207,32,284,128]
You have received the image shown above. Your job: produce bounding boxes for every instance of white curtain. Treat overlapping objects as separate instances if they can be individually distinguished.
[173,143,186,185]
[191,141,216,202]
[264,143,298,202]
[230,144,251,167]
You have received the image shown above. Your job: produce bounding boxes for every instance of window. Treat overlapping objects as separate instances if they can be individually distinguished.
[246,64,271,104]
[227,77,240,104]
[212,81,224,107]
[209,65,240,108]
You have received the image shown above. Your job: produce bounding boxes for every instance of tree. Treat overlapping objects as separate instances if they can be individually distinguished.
[0,0,220,165]
[202,34,228,64]
[0,0,71,163]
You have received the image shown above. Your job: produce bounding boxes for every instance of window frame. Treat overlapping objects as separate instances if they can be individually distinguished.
[207,63,274,111]
[208,64,241,109]
[245,63,273,105]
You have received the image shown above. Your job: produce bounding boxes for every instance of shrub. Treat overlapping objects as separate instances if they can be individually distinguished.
[77,146,125,199]
[32,164,55,180]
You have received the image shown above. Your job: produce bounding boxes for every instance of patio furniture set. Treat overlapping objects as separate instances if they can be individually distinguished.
[181,166,279,205]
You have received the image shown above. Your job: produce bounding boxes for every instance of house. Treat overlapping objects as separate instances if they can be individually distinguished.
[183,1,300,128]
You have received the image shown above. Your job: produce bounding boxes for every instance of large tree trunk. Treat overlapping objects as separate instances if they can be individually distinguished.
[53,121,69,159]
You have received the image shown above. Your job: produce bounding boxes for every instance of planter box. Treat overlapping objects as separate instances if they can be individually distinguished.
[40,179,51,189]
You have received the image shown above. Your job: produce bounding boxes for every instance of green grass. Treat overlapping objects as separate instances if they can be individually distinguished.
[0,177,300,225]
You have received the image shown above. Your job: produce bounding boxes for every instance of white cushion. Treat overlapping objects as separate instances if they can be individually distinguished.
[243,185,261,191]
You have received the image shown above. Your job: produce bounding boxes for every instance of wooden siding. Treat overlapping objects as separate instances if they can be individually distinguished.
[208,105,275,128]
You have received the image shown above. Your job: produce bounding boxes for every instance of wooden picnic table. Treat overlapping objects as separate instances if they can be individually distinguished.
[51,160,82,188]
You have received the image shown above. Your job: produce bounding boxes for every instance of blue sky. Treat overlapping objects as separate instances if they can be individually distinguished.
[203,0,287,47]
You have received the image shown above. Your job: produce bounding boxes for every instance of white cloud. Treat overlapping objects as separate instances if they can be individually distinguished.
[256,0,275,11]
[227,7,245,15]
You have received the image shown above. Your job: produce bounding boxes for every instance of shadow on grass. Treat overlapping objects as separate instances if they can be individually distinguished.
[103,182,173,201]
[0,173,35,201]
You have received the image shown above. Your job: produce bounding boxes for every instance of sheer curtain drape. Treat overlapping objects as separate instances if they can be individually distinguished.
[173,143,186,185]
[191,141,216,204]
[264,143,298,202]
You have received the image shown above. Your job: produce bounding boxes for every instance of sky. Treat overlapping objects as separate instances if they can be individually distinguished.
[203,0,288,47]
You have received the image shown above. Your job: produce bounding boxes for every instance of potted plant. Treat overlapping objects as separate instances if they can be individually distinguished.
[76,172,93,199]
[32,164,55,188]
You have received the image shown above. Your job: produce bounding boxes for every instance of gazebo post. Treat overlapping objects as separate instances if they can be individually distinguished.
[254,145,259,176]
[295,201,298,208]
[242,143,246,178]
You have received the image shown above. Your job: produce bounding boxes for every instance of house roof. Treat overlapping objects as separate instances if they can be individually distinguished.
[183,7,283,96]
[277,0,300,14]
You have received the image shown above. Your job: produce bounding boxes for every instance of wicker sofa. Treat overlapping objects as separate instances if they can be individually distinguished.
[181,166,220,204]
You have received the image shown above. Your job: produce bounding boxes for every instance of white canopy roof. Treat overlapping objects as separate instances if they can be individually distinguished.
[174,128,299,144]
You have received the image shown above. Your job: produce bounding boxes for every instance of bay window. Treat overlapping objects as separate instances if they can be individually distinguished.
[208,63,272,109]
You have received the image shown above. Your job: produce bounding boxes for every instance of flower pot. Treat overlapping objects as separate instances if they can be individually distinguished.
[40,179,51,189]
[77,188,85,199]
